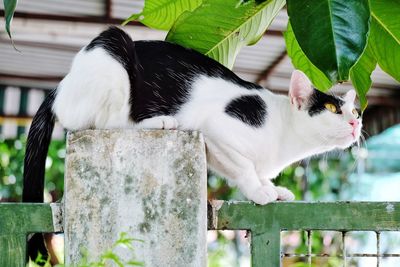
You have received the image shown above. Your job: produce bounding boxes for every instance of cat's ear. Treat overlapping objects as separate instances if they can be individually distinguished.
[289,70,313,110]
[344,89,356,103]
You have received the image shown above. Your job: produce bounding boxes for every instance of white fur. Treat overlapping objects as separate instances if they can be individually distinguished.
[54,48,132,130]
[54,47,362,205]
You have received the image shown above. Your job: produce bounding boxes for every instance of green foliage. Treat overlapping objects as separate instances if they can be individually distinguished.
[284,23,333,92]
[28,252,51,267]
[166,0,285,69]
[369,0,400,82]
[129,0,398,109]
[29,233,143,267]
[123,0,202,30]
[3,0,17,39]
[72,232,143,267]
[349,0,400,110]
[0,135,65,202]
[349,42,375,111]
[287,0,370,83]
[124,0,285,68]
[207,234,236,267]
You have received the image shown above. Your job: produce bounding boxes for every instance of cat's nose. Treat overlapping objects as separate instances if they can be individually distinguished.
[349,119,358,128]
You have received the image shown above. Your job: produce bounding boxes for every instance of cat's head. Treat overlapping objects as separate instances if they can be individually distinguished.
[289,70,362,149]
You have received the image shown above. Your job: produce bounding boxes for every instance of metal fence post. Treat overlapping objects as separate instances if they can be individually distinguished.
[251,229,281,267]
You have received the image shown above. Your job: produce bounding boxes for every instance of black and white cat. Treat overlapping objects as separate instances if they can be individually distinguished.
[23,27,362,207]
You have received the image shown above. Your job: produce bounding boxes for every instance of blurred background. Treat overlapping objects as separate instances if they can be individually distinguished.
[1,1,400,266]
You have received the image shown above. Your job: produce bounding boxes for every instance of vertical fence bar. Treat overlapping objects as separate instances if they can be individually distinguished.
[376,231,381,267]
[342,231,347,267]
[0,203,59,267]
[0,234,26,267]
[307,230,312,266]
[251,229,281,267]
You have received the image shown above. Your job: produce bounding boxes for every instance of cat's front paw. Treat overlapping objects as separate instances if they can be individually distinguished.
[275,186,295,201]
[136,116,178,130]
[249,186,278,205]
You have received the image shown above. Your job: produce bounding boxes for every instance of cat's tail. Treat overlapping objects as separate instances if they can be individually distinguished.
[22,89,56,261]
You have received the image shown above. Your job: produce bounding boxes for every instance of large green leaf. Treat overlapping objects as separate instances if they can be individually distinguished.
[3,0,18,39]
[369,0,400,82]
[284,23,333,91]
[287,0,370,83]
[123,0,202,30]
[166,0,285,69]
[349,0,400,111]
[349,42,376,111]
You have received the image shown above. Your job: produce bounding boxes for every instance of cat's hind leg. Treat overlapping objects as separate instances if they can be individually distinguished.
[134,115,179,130]
[206,139,278,205]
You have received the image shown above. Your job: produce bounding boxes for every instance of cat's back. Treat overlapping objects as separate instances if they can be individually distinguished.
[53,27,265,130]
[130,40,263,122]
[54,27,134,130]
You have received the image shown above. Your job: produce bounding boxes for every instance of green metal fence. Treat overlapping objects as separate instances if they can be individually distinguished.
[209,201,400,266]
[0,203,61,267]
[1,201,400,266]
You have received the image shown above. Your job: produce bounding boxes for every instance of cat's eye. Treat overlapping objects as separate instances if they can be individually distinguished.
[324,103,337,113]
[352,108,359,118]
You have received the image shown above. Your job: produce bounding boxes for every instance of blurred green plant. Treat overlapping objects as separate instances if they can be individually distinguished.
[28,232,143,267]
[208,234,235,267]
[0,135,65,202]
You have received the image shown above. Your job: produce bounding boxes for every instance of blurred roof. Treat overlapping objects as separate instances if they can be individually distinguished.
[0,0,399,138]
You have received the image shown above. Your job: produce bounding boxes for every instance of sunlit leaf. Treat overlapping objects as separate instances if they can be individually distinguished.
[166,0,285,69]
[101,251,124,267]
[369,0,400,82]
[3,0,18,40]
[349,41,376,111]
[284,23,333,91]
[123,0,202,30]
[349,0,400,111]
[127,261,145,266]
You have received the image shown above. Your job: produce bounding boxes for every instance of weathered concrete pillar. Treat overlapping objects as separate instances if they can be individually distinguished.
[64,130,207,266]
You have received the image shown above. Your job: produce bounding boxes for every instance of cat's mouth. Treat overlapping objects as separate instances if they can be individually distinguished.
[335,128,360,148]
[349,131,359,141]
[352,126,362,140]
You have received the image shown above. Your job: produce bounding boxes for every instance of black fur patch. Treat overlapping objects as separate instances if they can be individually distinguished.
[86,27,263,122]
[307,89,344,116]
[225,95,266,127]
[85,26,136,70]
[23,89,56,261]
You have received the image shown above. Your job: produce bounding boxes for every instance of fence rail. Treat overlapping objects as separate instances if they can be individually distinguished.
[1,201,400,266]
[208,201,400,267]
[0,203,62,267]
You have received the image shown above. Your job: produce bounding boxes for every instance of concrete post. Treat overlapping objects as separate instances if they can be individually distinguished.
[64,130,207,267]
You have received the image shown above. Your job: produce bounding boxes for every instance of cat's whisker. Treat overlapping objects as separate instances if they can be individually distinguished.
[349,154,359,174]
[315,133,331,145]
[359,134,368,150]
[361,129,370,138]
